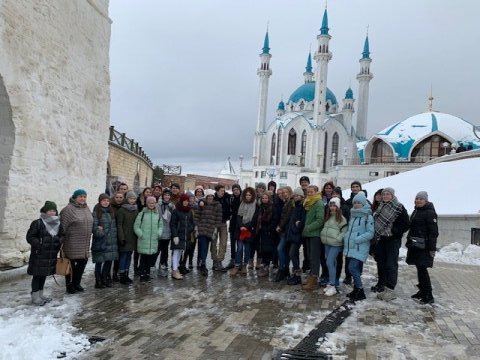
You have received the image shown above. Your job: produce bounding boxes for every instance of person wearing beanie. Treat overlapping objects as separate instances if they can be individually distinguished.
[116,191,138,285]
[227,184,243,270]
[194,188,223,276]
[171,193,195,280]
[301,185,325,291]
[134,195,163,282]
[406,191,438,304]
[60,190,93,294]
[194,185,205,204]
[320,197,348,296]
[343,191,374,302]
[156,189,176,277]
[285,188,306,286]
[26,201,63,305]
[373,186,409,301]
[91,193,118,289]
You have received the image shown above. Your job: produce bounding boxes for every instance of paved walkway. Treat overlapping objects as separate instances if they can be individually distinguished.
[1,256,479,359]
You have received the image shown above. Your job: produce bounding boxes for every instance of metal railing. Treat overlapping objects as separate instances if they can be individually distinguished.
[108,126,153,167]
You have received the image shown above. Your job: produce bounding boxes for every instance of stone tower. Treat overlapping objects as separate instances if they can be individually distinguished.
[356,35,373,140]
[0,0,111,267]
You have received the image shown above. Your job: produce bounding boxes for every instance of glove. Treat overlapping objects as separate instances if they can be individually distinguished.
[173,237,179,245]
[429,251,435,258]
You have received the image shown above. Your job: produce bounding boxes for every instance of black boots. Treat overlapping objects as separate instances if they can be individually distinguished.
[66,282,76,294]
[95,274,105,289]
[273,268,287,282]
[370,283,384,293]
[348,288,366,301]
[119,272,133,285]
[420,292,434,304]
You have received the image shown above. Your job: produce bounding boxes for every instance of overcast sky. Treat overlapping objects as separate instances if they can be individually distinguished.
[109,0,480,176]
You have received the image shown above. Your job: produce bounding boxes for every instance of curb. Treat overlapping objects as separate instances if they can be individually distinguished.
[0,265,28,283]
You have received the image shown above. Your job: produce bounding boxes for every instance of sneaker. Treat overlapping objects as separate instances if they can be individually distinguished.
[324,285,338,297]
[377,287,396,301]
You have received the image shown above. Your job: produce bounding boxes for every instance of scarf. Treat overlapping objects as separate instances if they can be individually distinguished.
[304,193,321,210]
[122,203,137,211]
[374,197,403,238]
[159,201,173,222]
[40,213,60,237]
[238,201,256,225]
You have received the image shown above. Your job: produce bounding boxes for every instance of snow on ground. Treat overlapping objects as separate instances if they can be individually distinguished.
[399,242,480,266]
[359,156,480,215]
[0,296,90,360]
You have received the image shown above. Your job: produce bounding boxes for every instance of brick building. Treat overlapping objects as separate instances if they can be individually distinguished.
[163,174,237,193]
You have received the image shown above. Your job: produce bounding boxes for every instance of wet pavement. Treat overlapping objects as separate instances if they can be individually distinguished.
[2,255,480,359]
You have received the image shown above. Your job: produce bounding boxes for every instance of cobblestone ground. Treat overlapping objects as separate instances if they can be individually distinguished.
[2,256,480,359]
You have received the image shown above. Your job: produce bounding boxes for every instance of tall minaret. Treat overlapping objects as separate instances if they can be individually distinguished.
[253,30,272,167]
[342,87,355,135]
[303,52,313,83]
[313,8,332,127]
[356,34,373,140]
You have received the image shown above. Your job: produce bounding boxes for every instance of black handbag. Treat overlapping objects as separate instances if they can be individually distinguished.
[410,236,426,249]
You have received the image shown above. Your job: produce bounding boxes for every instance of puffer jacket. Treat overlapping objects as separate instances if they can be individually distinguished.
[302,197,325,238]
[194,200,222,237]
[343,206,374,262]
[60,199,93,259]
[91,206,118,263]
[134,208,163,255]
[26,218,63,276]
[116,205,138,252]
[406,202,438,268]
[158,201,175,239]
[321,216,347,247]
[170,207,195,251]
[286,200,306,244]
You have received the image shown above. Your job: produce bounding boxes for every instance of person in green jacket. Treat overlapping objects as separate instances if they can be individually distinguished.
[321,197,347,296]
[301,185,325,290]
[134,196,163,282]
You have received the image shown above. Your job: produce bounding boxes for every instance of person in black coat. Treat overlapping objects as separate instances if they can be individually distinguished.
[256,193,277,277]
[286,188,306,285]
[26,201,63,305]
[227,184,242,270]
[406,191,438,304]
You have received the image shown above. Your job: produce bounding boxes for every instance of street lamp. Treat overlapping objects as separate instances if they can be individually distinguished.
[265,166,278,181]
[239,155,244,170]
[442,141,449,156]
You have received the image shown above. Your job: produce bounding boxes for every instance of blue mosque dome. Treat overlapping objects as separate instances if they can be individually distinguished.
[288,82,337,105]
[277,100,285,110]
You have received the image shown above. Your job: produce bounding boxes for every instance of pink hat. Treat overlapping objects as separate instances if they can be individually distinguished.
[146,196,157,204]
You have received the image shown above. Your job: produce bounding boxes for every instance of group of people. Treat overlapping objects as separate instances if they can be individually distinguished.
[26,177,439,307]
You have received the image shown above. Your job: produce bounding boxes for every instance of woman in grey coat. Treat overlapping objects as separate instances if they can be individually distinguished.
[91,193,118,288]
[60,189,93,294]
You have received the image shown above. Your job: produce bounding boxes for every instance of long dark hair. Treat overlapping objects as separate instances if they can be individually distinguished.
[371,188,384,213]
[95,202,115,222]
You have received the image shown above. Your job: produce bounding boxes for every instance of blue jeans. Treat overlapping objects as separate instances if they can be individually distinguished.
[277,233,290,270]
[348,257,363,289]
[198,235,211,266]
[235,239,251,266]
[325,245,342,286]
[119,251,133,273]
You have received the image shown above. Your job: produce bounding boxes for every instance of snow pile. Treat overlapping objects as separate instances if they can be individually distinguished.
[436,242,480,265]
[0,298,90,360]
[360,157,480,215]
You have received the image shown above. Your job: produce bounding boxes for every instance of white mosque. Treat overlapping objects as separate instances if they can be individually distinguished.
[235,8,480,190]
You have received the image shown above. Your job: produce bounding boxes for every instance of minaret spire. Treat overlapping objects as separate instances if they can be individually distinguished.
[356,29,373,140]
[253,29,273,167]
[428,85,434,112]
[303,52,313,83]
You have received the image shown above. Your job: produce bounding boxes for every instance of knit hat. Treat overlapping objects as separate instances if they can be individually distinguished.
[333,186,343,197]
[232,183,242,191]
[179,193,190,202]
[329,197,341,208]
[146,196,157,204]
[125,191,137,200]
[72,189,87,199]
[415,191,428,201]
[293,187,305,197]
[256,182,267,190]
[352,192,368,206]
[40,201,57,213]
[98,193,110,202]
[299,176,310,184]
[205,189,215,197]
[382,187,395,196]
[267,181,277,190]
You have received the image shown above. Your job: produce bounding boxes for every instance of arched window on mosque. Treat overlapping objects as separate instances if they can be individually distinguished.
[325,102,330,113]
[300,130,307,166]
[270,133,276,165]
[299,101,304,110]
[276,127,282,165]
[288,128,297,155]
[331,132,339,165]
[410,135,449,162]
[371,139,394,163]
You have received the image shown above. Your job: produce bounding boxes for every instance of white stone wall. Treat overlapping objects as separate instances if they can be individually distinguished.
[0,0,111,267]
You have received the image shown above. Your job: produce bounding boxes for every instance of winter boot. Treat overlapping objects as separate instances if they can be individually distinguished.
[172,270,184,280]
[302,275,318,291]
[112,272,120,283]
[39,290,52,303]
[229,266,240,276]
[377,286,396,301]
[158,265,168,277]
[66,282,76,294]
[351,288,366,301]
[125,271,133,284]
[200,265,209,276]
[102,275,112,288]
[343,276,352,286]
[179,265,189,275]
[119,272,128,285]
[95,275,105,289]
[273,268,286,282]
[420,292,434,305]
[225,259,235,270]
[287,274,302,285]
[371,283,385,293]
[346,287,359,299]
[240,265,248,276]
[257,265,269,278]
[31,291,46,306]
